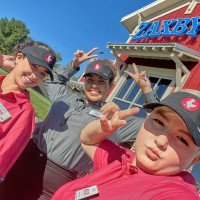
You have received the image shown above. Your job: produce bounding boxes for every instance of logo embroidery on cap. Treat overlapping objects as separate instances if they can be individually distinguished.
[45,54,53,63]
[94,64,101,70]
[182,98,200,111]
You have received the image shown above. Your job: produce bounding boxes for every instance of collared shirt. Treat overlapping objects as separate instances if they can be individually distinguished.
[34,63,155,172]
[51,140,199,200]
[0,75,35,180]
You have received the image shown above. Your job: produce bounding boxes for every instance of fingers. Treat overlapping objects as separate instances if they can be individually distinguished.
[117,107,140,120]
[139,71,147,81]
[74,50,84,57]
[74,48,98,63]
[86,47,98,56]
[101,102,120,115]
[132,63,139,74]
[124,63,138,76]
[88,54,98,59]
[100,117,110,133]
[124,70,135,78]
[100,117,127,134]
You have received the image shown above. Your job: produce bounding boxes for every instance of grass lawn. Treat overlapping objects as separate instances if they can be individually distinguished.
[28,88,51,120]
[0,67,8,75]
[0,67,51,120]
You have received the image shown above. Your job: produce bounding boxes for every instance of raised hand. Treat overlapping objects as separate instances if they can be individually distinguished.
[124,63,152,94]
[0,51,15,70]
[72,47,98,68]
[101,102,120,120]
[100,107,140,136]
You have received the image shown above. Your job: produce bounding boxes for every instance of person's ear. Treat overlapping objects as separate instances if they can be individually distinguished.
[15,53,24,63]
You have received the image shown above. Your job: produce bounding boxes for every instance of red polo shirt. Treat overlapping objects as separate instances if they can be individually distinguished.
[52,140,199,200]
[0,75,35,181]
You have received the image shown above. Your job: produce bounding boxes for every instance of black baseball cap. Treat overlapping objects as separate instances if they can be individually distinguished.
[143,92,200,147]
[22,46,56,80]
[84,61,114,80]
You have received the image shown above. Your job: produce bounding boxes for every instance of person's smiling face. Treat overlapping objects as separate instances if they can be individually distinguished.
[84,73,112,104]
[133,106,200,176]
[13,54,48,91]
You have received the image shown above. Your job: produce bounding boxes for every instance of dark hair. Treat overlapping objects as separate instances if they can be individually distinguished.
[12,40,56,57]
[89,58,116,84]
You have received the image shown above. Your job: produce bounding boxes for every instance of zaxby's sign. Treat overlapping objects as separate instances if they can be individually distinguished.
[132,17,200,41]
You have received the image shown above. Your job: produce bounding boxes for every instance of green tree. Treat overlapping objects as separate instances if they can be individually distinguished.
[0,17,31,54]
[54,52,62,69]
[0,17,63,67]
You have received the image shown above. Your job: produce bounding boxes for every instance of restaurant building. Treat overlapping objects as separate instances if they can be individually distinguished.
[106,0,200,116]
[73,0,200,119]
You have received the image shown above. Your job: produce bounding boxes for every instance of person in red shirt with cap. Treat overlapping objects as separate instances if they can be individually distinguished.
[0,41,56,182]
[51,90,200,200]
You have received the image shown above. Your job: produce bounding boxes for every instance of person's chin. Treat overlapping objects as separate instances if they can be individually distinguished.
[88,96,103,102]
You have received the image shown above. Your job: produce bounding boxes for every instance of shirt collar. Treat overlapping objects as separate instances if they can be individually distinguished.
[0,75,30,104]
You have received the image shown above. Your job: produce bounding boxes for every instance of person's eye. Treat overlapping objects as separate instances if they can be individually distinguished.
[177,136,188,146]
[153,118,164,127]
[99,80,105,84]
[41,72,46,77]
[86,79,93,83]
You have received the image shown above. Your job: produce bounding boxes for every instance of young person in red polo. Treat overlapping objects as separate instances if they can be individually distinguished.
[0,41,56,182]
[52,90,200,200]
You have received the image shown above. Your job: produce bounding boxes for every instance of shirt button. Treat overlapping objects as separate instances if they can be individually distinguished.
[0,177,4,182]
[129,166,138,175]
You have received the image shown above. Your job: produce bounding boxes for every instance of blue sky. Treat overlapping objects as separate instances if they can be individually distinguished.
[1,0,200,183]
[0,0,155,76]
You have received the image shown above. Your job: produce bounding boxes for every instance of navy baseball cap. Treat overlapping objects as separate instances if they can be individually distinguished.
[84,61,114,80]
[22,46,56,81]
[143,92,200,147]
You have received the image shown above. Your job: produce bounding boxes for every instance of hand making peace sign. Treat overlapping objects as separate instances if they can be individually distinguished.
[72,47,98,69]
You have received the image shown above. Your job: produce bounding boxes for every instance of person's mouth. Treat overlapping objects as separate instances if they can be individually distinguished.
[25,76,34,84]
[146,147,160,161]
[90,89,100,95]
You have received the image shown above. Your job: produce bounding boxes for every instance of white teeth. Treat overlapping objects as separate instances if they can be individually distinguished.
[25,76,33,83]
[91,90,99,95]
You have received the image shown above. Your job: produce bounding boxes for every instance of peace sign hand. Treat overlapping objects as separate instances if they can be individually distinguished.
[124,63,153,94]
[72,47,98,69]
[100,107,140,136]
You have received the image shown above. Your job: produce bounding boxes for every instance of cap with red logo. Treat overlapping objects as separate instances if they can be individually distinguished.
[143,92,200,147]
[83,61,114,80]
[22,46,56,80]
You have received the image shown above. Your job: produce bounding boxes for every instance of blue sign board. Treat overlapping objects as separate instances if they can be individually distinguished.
[132,17,200,41]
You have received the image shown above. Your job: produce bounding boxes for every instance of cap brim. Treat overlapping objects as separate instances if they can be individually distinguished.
[26,54,54,81]
[143,102,164,110]
[83,72,110,80]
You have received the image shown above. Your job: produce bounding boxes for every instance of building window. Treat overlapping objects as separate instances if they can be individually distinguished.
[108,65,176,118]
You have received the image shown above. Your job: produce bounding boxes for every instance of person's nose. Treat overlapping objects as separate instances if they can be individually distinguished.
[154,134,168,151]
[31,71,40,82]
[91,81,98,87]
